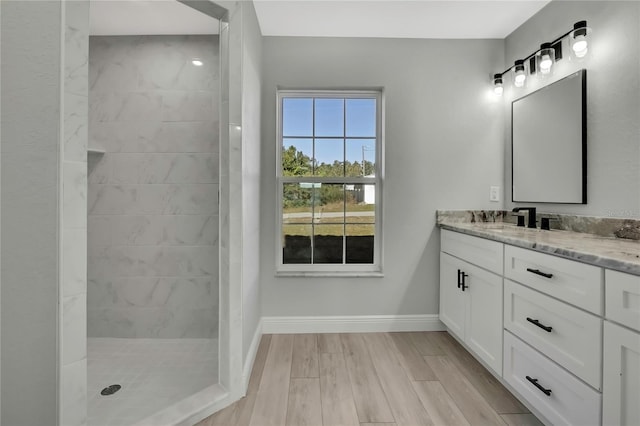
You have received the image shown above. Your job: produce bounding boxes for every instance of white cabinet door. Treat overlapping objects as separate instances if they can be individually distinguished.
[466,262,503,375]
[440,252,503,374]
[603,321,640,426]
[440,253,465,339]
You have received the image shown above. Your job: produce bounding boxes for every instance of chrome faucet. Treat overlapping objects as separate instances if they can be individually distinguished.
[512,207,537,229]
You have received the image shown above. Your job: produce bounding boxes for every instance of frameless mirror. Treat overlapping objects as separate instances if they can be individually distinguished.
[512,69,587,203]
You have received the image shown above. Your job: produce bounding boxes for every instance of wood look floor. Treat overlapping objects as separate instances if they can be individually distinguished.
[196,332,544,426]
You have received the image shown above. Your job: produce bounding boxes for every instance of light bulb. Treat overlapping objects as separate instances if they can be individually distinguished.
[192,59,204,66]
[537,43,555,75]
[571,21,590,59]
[572,35,588,58]
[492,73,503,96]
[539,54,552,74]
[513,60,526,88]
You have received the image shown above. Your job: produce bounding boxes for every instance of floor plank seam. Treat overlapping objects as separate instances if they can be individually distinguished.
[284,335,295,426]
[200,333,541,426]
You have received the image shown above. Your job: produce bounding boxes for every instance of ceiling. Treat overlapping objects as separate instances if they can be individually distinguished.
[90,0,550,39]
[90,0,219,36]
[253,0,550,39]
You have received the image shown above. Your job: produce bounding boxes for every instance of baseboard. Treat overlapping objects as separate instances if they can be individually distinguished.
[138,383,229,426]
[241,318,264,393]
[261,314,445,334]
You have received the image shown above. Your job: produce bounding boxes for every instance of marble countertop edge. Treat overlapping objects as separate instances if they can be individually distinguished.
[439,223,640,277]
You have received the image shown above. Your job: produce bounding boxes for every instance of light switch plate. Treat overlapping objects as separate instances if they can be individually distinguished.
[490,186,500,202]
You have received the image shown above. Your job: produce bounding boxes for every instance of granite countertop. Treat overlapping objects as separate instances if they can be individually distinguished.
[438,219,640,276]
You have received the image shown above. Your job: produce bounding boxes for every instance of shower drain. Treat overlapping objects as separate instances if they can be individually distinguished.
[100,384,122,396]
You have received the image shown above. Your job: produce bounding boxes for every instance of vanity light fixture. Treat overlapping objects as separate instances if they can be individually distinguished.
[537,42,555,74]
[570,21,590,58]
[493,74,504,96]
[513,60,526,87]
[491,20,590,91]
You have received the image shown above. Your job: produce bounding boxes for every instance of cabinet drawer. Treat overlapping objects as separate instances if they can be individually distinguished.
[504,331,602,426]
[441,229,503,274]
[505,280,602,389]
[605,270,640,331]
[504,245,603,314]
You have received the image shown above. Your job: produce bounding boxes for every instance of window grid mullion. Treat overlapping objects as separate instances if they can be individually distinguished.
[286,135,374,140]
[342,98,347,264]
[342,98,346,178]
[342,185,346,265]
[281,177,376,184]
[311,98,316,264]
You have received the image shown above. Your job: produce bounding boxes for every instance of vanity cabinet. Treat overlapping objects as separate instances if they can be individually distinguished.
[440,230,504,374]
[440,226,640,426]
[602,270,640,426]
[440,228,618,425]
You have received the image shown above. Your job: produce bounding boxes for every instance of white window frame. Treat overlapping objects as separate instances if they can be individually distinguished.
[275,89,384,277]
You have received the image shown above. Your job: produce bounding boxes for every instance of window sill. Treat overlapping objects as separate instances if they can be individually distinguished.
[275,271,384,278]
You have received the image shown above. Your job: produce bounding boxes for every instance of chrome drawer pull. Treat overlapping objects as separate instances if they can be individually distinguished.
[526,317,553,332]
[526,268,553,279]
[526,376,552,396]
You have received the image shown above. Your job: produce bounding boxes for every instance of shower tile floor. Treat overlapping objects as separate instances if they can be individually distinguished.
[88,338,218,426]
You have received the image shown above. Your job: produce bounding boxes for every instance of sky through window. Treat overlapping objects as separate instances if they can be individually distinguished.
[282,98,376,168]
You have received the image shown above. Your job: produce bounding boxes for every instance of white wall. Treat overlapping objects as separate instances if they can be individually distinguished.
[2,3,90,424]
[504,1,640,218]
[240,2,263,367]
[1,1,62,424]
[260,37,505,318]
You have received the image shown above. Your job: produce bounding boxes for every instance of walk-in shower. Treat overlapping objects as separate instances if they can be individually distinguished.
[87,3,221,424]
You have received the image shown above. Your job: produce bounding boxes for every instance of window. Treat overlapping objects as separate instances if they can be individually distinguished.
[276,90,383,275]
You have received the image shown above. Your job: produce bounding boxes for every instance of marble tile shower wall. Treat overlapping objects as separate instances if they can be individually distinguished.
[88,35,220,338]
[61,2,90,425]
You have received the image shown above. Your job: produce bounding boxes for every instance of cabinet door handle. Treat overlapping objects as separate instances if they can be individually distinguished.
[526,268,553,279]
[457,269,462,289]
[526,317,553,332]
[460,272,468,291]
[526,376,552,396]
